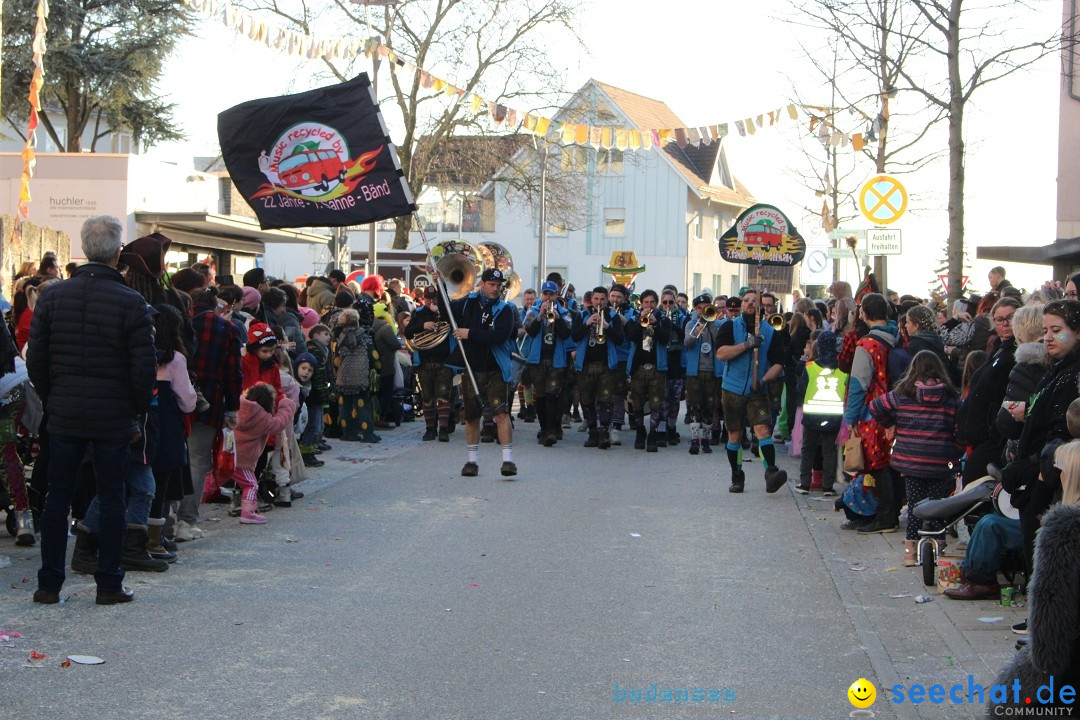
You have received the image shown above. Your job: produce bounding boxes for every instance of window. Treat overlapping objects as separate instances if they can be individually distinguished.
[547,222,568,236]
[692,273,702,297]
[560,146,588,173]
[730,274,740,297]
[603,208,625,237]
[716,215,726,241]
[712,274,723,295]
[597,149,623,174]
[694,213,704,240]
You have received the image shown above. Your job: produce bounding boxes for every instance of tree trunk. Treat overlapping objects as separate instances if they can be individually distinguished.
[946,0,965,301]
[392,216,410,250]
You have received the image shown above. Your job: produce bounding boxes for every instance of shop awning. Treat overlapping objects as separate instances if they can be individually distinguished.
[134,212,331,255]
[977,238,1080,265]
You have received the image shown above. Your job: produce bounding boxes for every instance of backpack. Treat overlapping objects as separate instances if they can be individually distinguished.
[866,335,911,391]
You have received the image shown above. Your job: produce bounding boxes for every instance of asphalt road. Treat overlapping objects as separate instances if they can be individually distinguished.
[0,422,915,719]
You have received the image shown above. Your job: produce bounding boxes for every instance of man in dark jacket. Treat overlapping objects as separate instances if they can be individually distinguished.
[28,215,156,606]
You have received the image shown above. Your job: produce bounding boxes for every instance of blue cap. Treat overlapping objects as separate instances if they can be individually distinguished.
[294,352,318,370]
[541,280,559,294]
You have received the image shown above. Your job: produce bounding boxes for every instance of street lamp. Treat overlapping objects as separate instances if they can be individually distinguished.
[350,0,399,275]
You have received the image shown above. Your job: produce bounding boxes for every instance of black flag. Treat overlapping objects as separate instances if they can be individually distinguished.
[217,74,415,230]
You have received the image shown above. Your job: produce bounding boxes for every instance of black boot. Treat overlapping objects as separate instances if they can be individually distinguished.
[646,430,659,452]
[70,522,98,574]
[655,429,667,448]
[700,437,712,454]
[121,524,169,572]
[438,426,450,442]
[584,429,599,448]
[302,453,325,467]
[710,429,721,445]
[634,427,647,450]
[667,427,680,446]
[729,469,746,494]
[480,421,497,443]
[422,427,437,441]
[597,426,612,450]
[688,439,699,455]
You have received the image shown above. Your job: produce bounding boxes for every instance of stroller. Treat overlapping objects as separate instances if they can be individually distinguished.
[911,476,1023,587]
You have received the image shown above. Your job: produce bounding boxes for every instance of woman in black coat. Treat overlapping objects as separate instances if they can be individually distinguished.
[954,297,1021,486]
[1000,300,1080,583]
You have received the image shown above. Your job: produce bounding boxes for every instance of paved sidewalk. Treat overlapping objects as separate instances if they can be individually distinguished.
[778,445,1023,719]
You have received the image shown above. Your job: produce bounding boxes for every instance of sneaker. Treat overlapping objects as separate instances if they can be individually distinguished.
[561,414,572,429]
[857,519,899,534]
[822,489,838,498]
[500,461,517,478]
[317,440,332,452]
[174,520,203,542]
[794,485,810,495]
[1011,619,1028,635]
[461,462,479,477]
[839,520,863,530]
[302,453,325,468]
[773,434,788,445]
[610,427,622,446]
[577,421,589,433]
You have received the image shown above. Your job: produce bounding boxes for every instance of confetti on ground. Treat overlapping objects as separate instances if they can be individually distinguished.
[467,583,480,587]
[29,650,46,660]
[978,617,1005,623]
[890,594,911,599]
[629,533,641,538]
[915,595,934,604]
[59,660,71,668]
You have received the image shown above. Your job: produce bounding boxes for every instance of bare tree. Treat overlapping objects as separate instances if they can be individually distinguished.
[892,0,1065,300]
[241,0,581,249]
[789,0,948,289]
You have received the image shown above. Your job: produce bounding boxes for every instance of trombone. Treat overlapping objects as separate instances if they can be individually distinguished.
[767,313,786,331]
[689,304,718,339]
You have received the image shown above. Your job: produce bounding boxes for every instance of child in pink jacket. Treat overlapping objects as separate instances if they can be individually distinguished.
[233,383,296,524]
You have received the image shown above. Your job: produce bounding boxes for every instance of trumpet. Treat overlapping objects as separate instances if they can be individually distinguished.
[640,312,653,328]
[546,303,557,323]
[595,310,606,344]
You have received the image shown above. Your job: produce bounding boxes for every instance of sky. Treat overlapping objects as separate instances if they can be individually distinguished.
[150,0,1064,296]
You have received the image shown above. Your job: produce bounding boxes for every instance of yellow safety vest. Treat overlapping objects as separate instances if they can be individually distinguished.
[802,361,848,416]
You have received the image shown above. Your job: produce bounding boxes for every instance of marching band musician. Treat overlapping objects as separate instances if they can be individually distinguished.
[522,280,574,448]
[659,287,690,447]
[515,288,538,424]
[443,267,519,478]
[607,284,635,446]
[624,289,672,452]
[714,289,788,494]
[710,296,742,445]
[683,293,723,456]
[571,286,625,450]
[404,286,453,443]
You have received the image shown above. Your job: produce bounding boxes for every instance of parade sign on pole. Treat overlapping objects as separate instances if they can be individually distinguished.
[718,204,806,267]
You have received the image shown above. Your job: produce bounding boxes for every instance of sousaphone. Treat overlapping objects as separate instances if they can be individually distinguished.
[478,241,521,302]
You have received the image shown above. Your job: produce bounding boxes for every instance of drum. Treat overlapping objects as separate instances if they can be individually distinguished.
[992,483,1020,521]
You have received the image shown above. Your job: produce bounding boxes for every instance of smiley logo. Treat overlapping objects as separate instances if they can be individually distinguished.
[848,678,877,708]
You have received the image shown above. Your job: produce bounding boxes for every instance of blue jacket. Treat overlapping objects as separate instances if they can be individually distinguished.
[521,299,573,369]
[446,293,516,383]
[572,308,622,370]
[684,316,724,378]
[720,315,777,397]
[613,307,636,364]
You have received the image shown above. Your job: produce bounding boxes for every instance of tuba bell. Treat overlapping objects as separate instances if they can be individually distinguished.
[434,253,477,300]
[768,314,786,331]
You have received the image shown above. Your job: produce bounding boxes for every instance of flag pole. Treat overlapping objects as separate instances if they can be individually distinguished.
[415,220,484,404]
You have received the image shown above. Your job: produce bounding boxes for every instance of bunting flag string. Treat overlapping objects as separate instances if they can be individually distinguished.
[183,0,881,155]
[14,0,50,250]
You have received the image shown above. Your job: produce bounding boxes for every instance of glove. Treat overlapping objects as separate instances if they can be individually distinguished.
[744,334,763,350]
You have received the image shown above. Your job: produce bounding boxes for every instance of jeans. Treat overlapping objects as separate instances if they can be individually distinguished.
[38,435,130,592]
[177,421,216,525]
[300,403,324,448]
[82,463,152,530]
[963,514,1022,584]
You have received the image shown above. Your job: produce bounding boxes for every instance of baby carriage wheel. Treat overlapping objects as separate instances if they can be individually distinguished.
[921,541,937,586]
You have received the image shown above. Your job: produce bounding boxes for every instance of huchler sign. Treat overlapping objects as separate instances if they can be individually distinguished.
[717,203,806,267]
